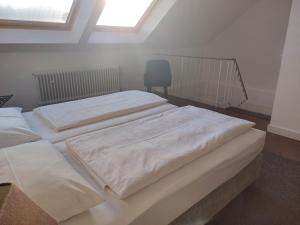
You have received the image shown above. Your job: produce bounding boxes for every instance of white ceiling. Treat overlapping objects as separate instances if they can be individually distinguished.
[0,0,260,46]
[0,0,176,44]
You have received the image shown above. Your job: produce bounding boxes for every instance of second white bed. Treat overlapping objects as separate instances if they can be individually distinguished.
[55,128,266,225]
[23,104,176,143]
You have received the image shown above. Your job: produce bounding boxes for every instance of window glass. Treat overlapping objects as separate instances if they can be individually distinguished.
[0,0,74,23]
[97,0,154,27]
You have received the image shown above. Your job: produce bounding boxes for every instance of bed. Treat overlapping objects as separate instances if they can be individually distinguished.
[0,128,265,225]
[56,128,265,225]
[1,91,266,225]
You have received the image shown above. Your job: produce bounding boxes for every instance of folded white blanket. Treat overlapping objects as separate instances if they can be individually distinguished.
[66,106,255,199]
[0,141,103,222]
[34,90,167,132]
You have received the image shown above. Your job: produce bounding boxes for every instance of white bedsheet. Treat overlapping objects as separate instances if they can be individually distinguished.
[66,106,254,199]
[57,129,266,225]
[24,104,176,144]
[33,91,167,131]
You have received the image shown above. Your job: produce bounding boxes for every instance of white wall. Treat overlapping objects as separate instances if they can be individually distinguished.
[0,45,143,111]
[0,0,292,115]
[201,0,292,115]
[268,0,300,141]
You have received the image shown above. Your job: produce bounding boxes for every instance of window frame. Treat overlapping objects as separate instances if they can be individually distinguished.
[95,0,158,32]
[0,0,78,30]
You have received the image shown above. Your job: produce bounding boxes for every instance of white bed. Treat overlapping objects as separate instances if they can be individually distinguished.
[23,104,176,144]
[55,128,266,225]
[7,91,266,225]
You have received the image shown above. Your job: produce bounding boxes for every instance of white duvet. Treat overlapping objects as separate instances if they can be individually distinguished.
[34,90,167,132]
[66,106,255,199]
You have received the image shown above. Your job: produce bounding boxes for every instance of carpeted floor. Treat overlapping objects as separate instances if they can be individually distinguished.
[173,152,300,225]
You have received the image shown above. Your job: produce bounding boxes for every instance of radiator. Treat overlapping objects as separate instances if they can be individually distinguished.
[33,67,121,105]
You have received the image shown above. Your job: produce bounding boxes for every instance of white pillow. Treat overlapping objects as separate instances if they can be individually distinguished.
[0,107,41,148]
[0,141,103,222]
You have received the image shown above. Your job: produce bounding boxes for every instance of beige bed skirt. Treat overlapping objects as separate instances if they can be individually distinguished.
[170,153,263,225]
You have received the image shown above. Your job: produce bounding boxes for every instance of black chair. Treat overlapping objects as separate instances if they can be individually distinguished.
[144,60,172,97]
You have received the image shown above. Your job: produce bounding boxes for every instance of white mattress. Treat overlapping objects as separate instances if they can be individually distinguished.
[55,128,266,225]
[23,104,176,144]
[33,90,168,131]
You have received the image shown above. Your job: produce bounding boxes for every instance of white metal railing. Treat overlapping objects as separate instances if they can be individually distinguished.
[150,54,248,108]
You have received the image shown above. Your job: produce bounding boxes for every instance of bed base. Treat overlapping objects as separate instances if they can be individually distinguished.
[170,154,263,225]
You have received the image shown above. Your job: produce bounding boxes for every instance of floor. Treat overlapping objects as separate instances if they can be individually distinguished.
[207,152,300,225]
[167,95,300,225]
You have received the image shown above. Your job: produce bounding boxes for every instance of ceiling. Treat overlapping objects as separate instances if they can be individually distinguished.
[0,0,260,47]
[0,0,176,44]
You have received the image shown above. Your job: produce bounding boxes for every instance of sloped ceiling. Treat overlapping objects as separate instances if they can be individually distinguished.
[0,0,260,45]
[0,0,177,44]
[145,0,261,48]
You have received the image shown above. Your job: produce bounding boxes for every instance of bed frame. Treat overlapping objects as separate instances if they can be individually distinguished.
[129,154,263,225]
[170,154,262,225]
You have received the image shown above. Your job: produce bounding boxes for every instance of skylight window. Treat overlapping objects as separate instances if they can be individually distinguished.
[97,0,155,28]
[0,0,76,28]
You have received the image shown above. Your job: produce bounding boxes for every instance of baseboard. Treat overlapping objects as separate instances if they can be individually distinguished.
[268,124,300,141]
[239,101,273,116]
[228,107,271,120]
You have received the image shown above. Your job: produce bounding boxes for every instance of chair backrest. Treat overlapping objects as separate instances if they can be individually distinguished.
[0,95,13,108]
[144,60,172,97]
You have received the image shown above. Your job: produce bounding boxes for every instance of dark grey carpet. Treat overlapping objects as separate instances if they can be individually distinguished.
[173,153,300,225]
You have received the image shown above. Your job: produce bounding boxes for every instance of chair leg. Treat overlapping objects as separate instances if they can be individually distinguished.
[147,87,152,93]
[164,86,168,98]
